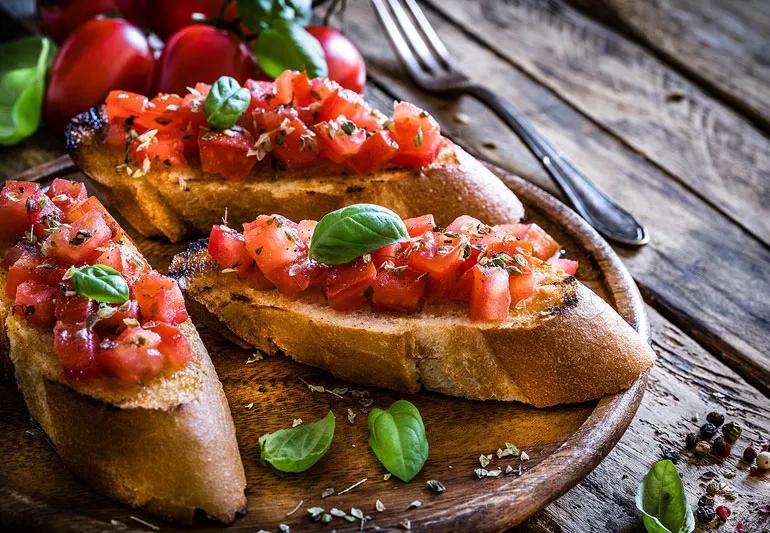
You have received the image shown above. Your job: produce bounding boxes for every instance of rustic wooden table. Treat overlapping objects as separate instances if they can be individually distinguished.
[1,0,769,531]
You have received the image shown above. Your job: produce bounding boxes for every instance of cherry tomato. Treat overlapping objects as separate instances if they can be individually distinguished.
[116,0,226,38]
[44,18,154,132]
[155,25,257,95]
[37,0,115,44]
[306,25,366,93]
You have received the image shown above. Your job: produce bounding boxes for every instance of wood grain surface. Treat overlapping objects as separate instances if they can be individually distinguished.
[0,165,647,531]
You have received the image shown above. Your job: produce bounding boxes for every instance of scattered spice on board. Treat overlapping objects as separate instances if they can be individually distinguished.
[320,487,335,498]
[337,478,367,495]
[406,500,422,510]
[129,516,160,531]
[245,353,262,364]
[347,408,357,424]
[292,419,302,427]
[375,499,386,512]
[427,479,446,493]
[285,499,303,516]
[400,518,411,530]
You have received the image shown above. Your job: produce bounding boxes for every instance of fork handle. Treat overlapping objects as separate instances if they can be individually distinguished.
[465,85,649,246]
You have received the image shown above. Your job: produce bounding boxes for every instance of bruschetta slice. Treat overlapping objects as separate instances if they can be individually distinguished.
[66,71,524,242]
[169,206,655,408]
[0,179,246,523]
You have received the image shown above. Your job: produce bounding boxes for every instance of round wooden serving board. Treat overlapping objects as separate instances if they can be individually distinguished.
[0,161,649,532]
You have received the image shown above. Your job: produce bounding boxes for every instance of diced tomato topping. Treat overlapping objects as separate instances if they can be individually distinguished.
[391,101,443,167]
[5,249,66,298]
[447,215,490,240]
[147,322,192,370]
[93,300,140,336]
[13,281,57,328]
[94,243,149,284]
[105,90,147,124]
[0,181,40,249]
[66,197,122,240]
[25,190,64,238]
[372,268,427,313]
[549,257,578,276]
[54,321,99,380]
[314,117,367,163]
[509,271,535,305]
[324,259,377,311]
[407,232,464,275]
[297,220,317,244]
[98,327,164,383]
[370,242,406,269]
[403,214,435,238]
[55,292,96,324]
[1,241,35,268]
[469,265,511,321]
[43,210,112,265]
[270,117,319,168]
[46,178,87,213]
[198,129,256,180]
[133,271,189,325]
[348,129,399,174]
[243,215,309,289]
[209,224,253,272]
[495,223,560,260]
[130,135,186,168]
[317,87,381,131]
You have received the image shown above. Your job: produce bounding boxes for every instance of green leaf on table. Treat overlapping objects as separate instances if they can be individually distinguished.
[205,76,251,130]
[68,264,130,304]
[309,203,409,265]
[368,400,428,482]
[0,37,56,146]
[237,0,312,31]
[259,410,335,473]
[254,19,327,79]
[636,459,695,533]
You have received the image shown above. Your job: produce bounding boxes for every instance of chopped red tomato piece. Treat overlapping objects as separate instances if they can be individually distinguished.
[549,256,578,276]
[495,223,560,260]
[55,292,96,324]
[407,231,464,274]
[0,181,40,249]
[391,101,443,167]
[54,321,99,380]
[46,178,87,213]
[348,129,399,174]
[65,196,122,240]
[314,117,367,163]
[105,90,147,124]
[98,327,164,383]
[134,271,189,325]
[447,215,491,241]
[469,265,511,321]
[296,220,317,244]
[209,224,254,273]
[13,281,57,328]
[370,242,406,269]
[130,134,186,168]
[372,268,427,313]
[93,300,140,336]
[94,243,149,284]
[198,129,256,180]
[317,87,381,131]
[5,249,66,298]
[26,189,64,238]
[244,215,306,276]
[509,271,535,304]
[43,210,112,265]
[403,214,435,238]
[325,259,377,311]
[270,117,319,169]
[147,322,192,370]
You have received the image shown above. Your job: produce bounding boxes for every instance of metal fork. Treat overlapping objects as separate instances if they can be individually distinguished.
[372,0,649,246]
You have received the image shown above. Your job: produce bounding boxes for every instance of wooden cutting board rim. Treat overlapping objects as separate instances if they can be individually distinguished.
[1,157,650,532]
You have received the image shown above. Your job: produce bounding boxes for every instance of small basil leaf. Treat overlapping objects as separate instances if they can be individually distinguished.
[259,410,335,473]
[205,76,251,130]
[237,0,312,31]
[636,460,694,533]
[309,204,409,264]
[69,264,130,304]
[0,37,56,146]
[368,400,428,482]
[254,20,328,79]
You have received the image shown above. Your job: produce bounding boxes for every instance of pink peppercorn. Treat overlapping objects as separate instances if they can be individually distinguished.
[715,505,731,520]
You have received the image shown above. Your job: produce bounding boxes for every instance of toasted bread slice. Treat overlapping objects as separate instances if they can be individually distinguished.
[66,107,525,242]
[0,271,246,523]
[170,241,655,408]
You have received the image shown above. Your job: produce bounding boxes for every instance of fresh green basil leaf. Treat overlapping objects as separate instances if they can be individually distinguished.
[309,204,409,264]
[205,76,251,130]
[636,460,694,533]
[259,410,335,473]
[368,400,428,482]
[0,37,56,146]
[237,0,312,31]
[254,20,328,79]
[69,264,130,305]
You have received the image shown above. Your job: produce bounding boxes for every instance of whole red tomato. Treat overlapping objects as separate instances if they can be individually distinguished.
[37,0,116,44]
[306,25,366,93]
[155,25,258,95]
[115,0,228,38]
[44,18,154,132]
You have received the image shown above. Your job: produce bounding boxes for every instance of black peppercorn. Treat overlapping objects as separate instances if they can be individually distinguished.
[700,422,718,439]
[712,437,731,458]
[743,446,758,462]
[662,450,679,463]
[706,411,725,427]
[698,494,715,508]
[696,505,716,523]
[722,421,742,443]
[685,432,698,449]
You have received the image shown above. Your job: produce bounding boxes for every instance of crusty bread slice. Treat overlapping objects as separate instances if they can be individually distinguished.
[170,242,655,408]
[0,270,247,524]
[66,107,525,242]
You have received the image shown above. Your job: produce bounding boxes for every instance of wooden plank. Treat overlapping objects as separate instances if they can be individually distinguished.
[518,306,770,531]
[571,0,770,129]
[428,0,770,244]
[343,1,770,393]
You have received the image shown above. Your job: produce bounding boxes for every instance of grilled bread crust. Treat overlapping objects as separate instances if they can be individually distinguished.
[0,268,246,524]
[170,243,655,408]
[66,107,525,242]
